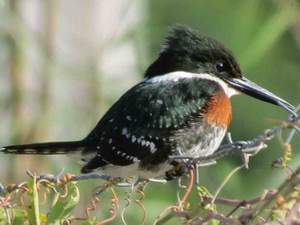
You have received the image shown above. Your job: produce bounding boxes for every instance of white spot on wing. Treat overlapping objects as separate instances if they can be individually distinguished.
[145,141,150,147]
[137,137,142,144]
[150,142,157,153]
[157,99,163,104]
[133,157,139,162]
[122,128,128,135]
[101,158,110,164]
[132,135,136,143]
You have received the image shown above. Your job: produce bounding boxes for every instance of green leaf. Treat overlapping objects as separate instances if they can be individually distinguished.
[0,207,7,223]
[78,219,95,225]
[197,185,213,198]
[46,184,80,225]
[12,210,27,225]
[209,219,220,225]
[27,175,40,225]
[0,207,27,225]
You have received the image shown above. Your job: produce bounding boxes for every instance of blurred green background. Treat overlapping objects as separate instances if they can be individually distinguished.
[0,0,299,224]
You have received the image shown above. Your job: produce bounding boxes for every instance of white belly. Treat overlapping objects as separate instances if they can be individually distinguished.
[96,162,173,179]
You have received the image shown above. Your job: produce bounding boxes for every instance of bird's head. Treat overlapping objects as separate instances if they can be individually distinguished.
[145,25,294,113]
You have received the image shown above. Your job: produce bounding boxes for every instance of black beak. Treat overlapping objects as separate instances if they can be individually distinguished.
[226,77,295,114]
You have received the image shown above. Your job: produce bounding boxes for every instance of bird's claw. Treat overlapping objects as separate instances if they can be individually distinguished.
[164,162,191,180]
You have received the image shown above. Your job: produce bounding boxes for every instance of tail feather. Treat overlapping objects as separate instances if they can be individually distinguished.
[1,141,85,155]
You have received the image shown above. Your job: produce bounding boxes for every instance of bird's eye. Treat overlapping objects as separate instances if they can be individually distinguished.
[215,62,227,73]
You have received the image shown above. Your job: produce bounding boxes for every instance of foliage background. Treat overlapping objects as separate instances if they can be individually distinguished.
[0,0,299,224]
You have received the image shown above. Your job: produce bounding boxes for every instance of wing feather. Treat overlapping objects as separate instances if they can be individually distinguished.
[81,78,218,172]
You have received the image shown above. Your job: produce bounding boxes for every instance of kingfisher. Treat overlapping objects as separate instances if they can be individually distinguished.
[1,25,294,180]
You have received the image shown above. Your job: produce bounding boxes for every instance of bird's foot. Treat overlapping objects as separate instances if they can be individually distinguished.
[164,161,191,180]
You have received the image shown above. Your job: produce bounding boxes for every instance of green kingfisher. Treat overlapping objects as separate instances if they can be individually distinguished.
[1,25,294,180]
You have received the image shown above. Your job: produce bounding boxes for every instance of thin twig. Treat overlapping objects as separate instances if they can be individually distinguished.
[212,165,244,205]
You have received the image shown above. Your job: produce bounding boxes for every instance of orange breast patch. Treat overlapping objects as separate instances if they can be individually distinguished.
[203,90,232,128]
